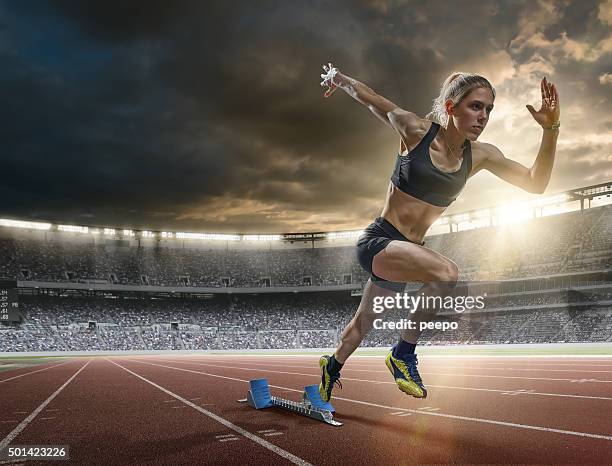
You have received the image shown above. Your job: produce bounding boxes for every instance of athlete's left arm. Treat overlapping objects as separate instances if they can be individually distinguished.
[478,77,560,194]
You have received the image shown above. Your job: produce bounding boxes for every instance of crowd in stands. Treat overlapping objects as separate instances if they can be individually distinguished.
[1,291,610,352]
[1,205,611,288]
[1,204,611,352]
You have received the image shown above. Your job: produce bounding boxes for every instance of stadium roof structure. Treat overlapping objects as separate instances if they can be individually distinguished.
[1,181,611,242]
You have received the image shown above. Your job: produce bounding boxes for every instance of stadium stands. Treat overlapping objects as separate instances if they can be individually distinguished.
[1,205,611,287]
[1,202,611,352]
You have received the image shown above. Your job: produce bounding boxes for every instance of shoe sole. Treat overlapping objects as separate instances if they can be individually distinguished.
[319,356,332,402]
[385,353,427,399]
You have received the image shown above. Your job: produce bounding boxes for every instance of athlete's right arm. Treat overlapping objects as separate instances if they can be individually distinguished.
[321,63,404,127]
[321,63,422,138]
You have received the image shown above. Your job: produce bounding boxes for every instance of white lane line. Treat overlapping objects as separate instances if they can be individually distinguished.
[154,354,612,359]
[219,438,240,442]
[13,412,27,415]
[106,358,312,466]
[182,356,612,368]
[45,409,59,412]
[171,406,188,409]
[171,359,612,383]
[190,397,201,401]
[0,360,90,451]
[449,362,612,368]
[221,358,612,372]
[126,358,612,442]
[38,417,56,420]
[448,367,612,373]
[151,358,612,401]
[264,432,284,437]
[215,434,236,439]
[428,385,612,401]
[0,361,73,384]
[257,429,277,433]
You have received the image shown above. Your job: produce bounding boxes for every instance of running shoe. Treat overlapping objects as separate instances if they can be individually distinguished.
[385,349,427,398]
[319,355,342,402]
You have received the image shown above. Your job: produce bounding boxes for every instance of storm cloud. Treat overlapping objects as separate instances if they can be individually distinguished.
[1,0,610,232]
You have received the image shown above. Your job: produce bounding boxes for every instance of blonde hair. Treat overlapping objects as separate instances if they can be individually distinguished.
[426,72,495,127]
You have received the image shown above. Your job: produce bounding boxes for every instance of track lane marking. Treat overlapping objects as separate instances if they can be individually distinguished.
[106,358,312,466]
[0,360,91,450]
[149,358,612,401]
[176,359,612,382]
[155,354,612,359]
[0,361,74,384]
[191,355,612,366]
[124,358,612,442]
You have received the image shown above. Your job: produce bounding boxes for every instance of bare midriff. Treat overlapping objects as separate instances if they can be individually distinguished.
[380,182,446,244]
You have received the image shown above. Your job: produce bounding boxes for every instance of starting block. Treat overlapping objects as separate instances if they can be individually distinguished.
[238,379,342,426]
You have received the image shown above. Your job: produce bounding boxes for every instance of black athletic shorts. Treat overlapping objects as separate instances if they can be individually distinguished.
[356,217,424,292]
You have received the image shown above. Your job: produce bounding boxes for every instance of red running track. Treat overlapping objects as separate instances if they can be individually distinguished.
[1,354,611,465]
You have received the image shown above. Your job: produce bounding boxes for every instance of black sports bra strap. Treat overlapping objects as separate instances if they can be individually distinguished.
[422,122,440,146]
[464,140,473,175]
[404,122,440,157]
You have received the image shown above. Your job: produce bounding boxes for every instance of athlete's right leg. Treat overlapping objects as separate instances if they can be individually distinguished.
[372,239,459,342]
[372,240,459,398]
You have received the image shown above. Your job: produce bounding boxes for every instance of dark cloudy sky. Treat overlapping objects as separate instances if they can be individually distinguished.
[1,0,611,233]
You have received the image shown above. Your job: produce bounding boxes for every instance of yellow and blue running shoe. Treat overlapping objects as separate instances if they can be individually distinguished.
[385,349,427,398]
[319,355,342,402]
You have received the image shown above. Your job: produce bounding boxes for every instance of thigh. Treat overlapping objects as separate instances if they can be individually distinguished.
[371,240,457,283]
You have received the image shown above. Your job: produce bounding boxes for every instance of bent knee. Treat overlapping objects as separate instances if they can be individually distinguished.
[433,260,459,287]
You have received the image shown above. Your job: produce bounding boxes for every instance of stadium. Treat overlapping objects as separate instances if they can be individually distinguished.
[1,183,611,464]
[3,1,612,463]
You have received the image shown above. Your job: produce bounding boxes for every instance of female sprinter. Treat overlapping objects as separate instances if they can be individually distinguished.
[318,63,560,401]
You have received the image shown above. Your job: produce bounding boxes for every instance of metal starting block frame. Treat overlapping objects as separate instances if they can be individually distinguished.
[238,378,342,426]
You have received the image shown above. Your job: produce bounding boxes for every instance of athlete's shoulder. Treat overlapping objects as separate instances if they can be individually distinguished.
[386,108,429,138]
[470,141,504,169]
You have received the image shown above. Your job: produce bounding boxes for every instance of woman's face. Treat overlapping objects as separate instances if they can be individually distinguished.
[447,87,495,141]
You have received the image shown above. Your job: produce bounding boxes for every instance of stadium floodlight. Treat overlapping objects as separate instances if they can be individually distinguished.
[104,228,116,236]
[451,213,470,223]
[0,219,52,230]
[141,230,155,238]
[90,228,100,235]
[327,230,363,240]
[176,232,240,241]
[161,232,174,238]
[495,203,534,225]
[529,193,569,207]
[58,224,89,234]
[243,234,281,241]
[432,217,449,226]
[123,229,135,237]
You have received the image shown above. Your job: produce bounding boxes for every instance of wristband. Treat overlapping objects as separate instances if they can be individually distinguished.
[543,121,560,130]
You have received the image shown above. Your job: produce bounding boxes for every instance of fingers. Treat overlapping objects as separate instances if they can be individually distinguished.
[526,104,536,117]
[541,77,550,102]
[541,77,558,108]
[551,83,558,104]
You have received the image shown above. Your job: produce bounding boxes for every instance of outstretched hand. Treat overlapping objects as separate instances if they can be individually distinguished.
[526,77,560,129]
[320,62,341,98]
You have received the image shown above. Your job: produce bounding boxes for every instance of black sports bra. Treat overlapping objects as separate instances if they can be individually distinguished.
[390,122,472,207]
